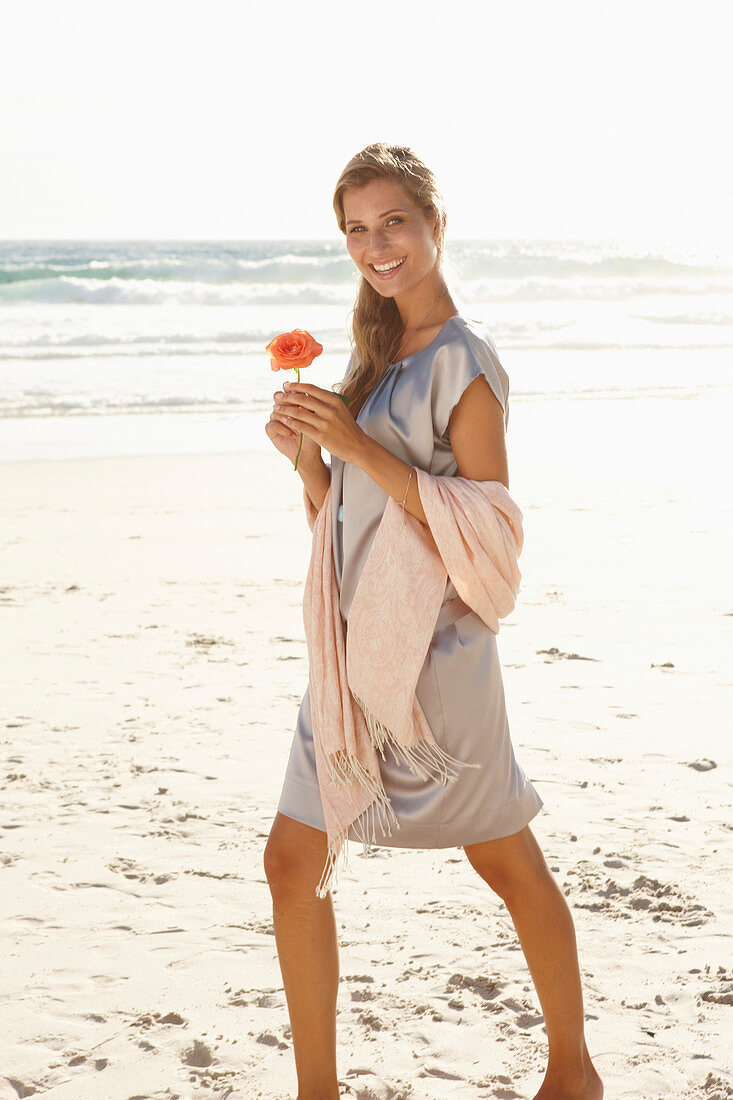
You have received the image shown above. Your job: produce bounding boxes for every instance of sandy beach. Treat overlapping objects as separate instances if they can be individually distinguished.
[1,389,731,1099]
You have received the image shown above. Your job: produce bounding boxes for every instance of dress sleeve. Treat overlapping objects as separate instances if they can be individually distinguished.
[431,328,509,441]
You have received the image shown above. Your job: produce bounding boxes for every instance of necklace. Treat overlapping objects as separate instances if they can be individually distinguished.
[393,283,450,365]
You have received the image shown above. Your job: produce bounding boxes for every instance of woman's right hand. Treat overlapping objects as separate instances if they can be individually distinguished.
[265,389,322,469]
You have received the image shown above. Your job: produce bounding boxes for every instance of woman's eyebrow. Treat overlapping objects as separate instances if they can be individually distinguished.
[345,208,409,226]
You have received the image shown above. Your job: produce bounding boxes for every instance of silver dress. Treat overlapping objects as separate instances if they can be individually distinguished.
[276,314,543,847]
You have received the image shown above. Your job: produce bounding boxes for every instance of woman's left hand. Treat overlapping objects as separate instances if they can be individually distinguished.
[272,380,368,464]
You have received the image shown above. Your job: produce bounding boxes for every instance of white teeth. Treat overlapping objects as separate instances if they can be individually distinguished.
[373,257,405,272]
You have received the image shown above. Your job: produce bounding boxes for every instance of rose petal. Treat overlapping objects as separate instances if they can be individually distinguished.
[265,329,324,371]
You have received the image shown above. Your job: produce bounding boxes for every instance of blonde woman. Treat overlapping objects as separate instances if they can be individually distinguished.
[264,142,603,1100]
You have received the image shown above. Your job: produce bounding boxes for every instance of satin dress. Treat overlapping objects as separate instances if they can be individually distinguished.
[276,314,543,847]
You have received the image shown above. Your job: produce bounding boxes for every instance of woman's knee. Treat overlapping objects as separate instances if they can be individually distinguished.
[463,824,549,901]
[263,812,329,897]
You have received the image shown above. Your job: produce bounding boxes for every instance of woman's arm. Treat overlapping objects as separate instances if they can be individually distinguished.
[446,374,509,488]
[352,374,508,525]
[273,374,506,522]
[352,433,429,525]
[298,453,331,512]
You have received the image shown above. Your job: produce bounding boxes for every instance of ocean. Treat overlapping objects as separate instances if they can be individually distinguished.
[1,238,731,462]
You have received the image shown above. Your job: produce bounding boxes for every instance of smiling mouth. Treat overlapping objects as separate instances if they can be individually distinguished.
[370,257,406,274]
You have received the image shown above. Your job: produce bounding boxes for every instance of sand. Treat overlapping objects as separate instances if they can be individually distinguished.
[0,391,731,1099]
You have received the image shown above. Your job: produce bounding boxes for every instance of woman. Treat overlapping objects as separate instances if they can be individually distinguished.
[264,143,603,1100]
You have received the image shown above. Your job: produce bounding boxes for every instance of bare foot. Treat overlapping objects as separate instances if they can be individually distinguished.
[532,1063,603,1099]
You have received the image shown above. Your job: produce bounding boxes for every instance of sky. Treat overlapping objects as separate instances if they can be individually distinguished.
[1,0,731,250]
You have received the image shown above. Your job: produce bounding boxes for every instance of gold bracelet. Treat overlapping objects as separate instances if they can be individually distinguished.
[401,466,413,524]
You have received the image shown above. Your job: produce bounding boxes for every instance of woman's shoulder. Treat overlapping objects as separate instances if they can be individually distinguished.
[430,314,510,437]
[444,314,504,368]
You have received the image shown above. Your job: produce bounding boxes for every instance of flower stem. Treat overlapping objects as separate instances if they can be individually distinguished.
[293,366,303,471]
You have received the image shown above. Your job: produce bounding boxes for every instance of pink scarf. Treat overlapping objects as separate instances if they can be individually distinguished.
[301,465,524,898]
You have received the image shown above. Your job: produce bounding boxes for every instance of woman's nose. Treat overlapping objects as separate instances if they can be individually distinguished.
[367,227,387,254]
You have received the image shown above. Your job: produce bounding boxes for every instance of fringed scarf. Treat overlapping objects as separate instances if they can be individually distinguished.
[301,465,524,898]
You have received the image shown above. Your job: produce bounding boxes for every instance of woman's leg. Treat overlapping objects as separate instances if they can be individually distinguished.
[463,824,603,1100]
[264,811,341,1100]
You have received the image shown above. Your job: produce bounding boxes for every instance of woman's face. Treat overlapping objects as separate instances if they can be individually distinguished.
[343,177,440,299]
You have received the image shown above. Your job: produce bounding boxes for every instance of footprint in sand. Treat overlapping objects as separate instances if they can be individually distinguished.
[131,1010,187,1030]
[698,1071,733,1097]
[341,1069,410,1100]
[498,996,545,1029]
[446,971,502,1002]
[350,987,377,1003]
[185,632,235,649]
[351,1008,386,1037]
[475,1074,523,1099]
[106,857,176,885]
[687,758,717,772]
[699,965,733,1007]
[182,1039,214,1067]
[564,868,714,926]
[179,1041,237,1095]
[418,1063,465,1080]
[536,647,600,662]
[227,985,283,1009]
[446,972,545,1032]
[256,1032,289,1051]
[3,1078,41,1098]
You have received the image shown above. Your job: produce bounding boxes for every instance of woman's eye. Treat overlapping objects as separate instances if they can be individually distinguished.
[348,217,403,234]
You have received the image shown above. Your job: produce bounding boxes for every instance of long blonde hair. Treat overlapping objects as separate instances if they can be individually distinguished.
[332,143,450,420]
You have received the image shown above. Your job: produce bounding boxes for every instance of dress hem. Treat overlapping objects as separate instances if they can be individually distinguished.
[276,774,544,850]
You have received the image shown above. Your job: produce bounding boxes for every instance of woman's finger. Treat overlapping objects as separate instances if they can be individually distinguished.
[278,390,342,420]
[284,381,336,404]
[284,380,323,394]
[279,407,317,429]
[276,394,326,420]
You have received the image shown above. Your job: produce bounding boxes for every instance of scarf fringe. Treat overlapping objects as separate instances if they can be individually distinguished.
[315,694,481,899]
[325,747,388,801]
[315,775,403,899]
[316,832,347,899]
[351,691,481,785]
[350,785,400,846]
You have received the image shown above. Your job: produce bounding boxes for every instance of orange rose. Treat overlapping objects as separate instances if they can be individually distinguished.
[265,328,324,472]
[266,329,323,372]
